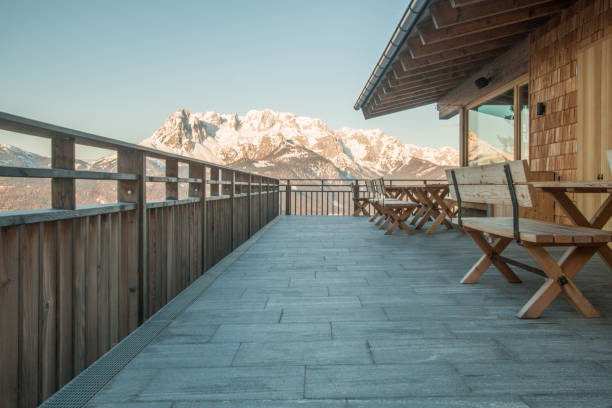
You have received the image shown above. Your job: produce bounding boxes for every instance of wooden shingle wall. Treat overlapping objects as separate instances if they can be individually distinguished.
[529,0,612,223]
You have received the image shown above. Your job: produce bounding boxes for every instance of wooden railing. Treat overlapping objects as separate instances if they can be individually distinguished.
[0,112,280,408]
[279,178,444,216]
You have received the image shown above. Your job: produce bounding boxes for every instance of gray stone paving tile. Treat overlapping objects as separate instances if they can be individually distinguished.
[136,367,305,401]
[455,362,612,394]
[521,394,612,407]
[127,343,240,368]
[359,293,461,307]
[188,299,268,311]
[233,340,372,366]
[86,403,172,408]
[210,277,290,288]
[369,338,512,364]
[384,305,514,321]
[497,335,612,362]
[305,364,468,398]
[88,369,157,404]
[211,323,331,343]
[266,295,361,309]
[290,277,368,286]
[151,322,219,345]
[242,286,329,299]
[175,401,346,407]
[347,396,529,407]
[281,305,387,323]
[177,309,281,324]
[332,321,453,340]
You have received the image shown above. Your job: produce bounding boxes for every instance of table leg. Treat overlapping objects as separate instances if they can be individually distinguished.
[550,191,612,269]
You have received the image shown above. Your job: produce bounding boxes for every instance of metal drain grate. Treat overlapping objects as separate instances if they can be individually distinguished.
[40,216,281,408]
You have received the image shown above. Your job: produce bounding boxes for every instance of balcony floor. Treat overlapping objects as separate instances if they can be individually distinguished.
[86,216,612,407]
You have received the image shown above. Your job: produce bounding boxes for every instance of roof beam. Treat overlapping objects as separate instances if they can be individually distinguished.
[381,71,472,96]
[431,0,553,28]
[372,82,463,108]
[407,20,541,59]
[393,49,503,79]
[418,1,570,44]
[365,94,448,118]
[400,34,524,68]
[450,0,489,6]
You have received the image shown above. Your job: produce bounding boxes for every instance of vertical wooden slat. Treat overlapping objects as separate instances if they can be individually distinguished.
[117,150,146,324]
[167,206,175,299]
[108,213,120,347]
[40,222,57,401]
[86,216,98,366]
[126,211,139,332]
[118,212,130,339]
[98,215,110,356]
[57,219,73,388]
[51,137,76,210]
[148,208,157,316]
[0,226,20,408]
[73,218,86,375]
[21,223,40,408]
[159,208,167,305]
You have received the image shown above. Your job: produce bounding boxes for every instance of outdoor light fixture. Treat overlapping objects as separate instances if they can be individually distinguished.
[475,76,491,89]
[537,102,546,115]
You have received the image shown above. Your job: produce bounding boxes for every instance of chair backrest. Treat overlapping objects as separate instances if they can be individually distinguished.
[365,180,374,197]
[445,160,535,208]
[376,179,386,197]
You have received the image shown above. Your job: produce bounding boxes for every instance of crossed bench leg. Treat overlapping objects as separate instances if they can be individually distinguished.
[518,245,601,318]
[383,207,414,235]
[462,228,602,318]
[352,198,370,216]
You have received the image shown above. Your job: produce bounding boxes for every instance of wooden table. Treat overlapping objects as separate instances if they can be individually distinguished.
[386,184,455,234]
[530,181,612,269]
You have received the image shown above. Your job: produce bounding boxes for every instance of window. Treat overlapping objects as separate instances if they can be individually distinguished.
[466,82,529,166]
[519,84,529,161]
[467,88,515,166]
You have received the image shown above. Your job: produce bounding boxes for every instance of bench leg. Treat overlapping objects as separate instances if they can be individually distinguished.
[386,208,413,235]
[517,246,600,319]
[410,206,426,225]
[462,232,519,284]
[426,212,447,234]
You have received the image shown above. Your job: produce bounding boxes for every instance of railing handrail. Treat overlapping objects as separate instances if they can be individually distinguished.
[0,111,279,181]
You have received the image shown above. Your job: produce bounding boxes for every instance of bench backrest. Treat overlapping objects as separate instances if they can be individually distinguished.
[365,180,374,197]
[376,179,386,197]
[445,160,535,208]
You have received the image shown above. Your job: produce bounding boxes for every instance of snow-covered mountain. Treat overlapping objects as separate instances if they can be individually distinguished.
[140,109,459,179]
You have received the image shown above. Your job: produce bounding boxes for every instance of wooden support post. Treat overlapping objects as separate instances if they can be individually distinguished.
[189,163,204,276]
[117,149,147,323]
[286,180,291,215]
[231,171,236,250]
[248,175,252,237]
[51,137,76,209]
[210,167,219,196]
[166,158,178,200]
[353,180,359,214]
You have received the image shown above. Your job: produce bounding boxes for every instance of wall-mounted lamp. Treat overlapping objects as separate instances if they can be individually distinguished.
[474,76,491,89]
[537,102,546,116]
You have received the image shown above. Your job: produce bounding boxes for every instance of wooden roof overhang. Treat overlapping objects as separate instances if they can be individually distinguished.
[354,0,574,120]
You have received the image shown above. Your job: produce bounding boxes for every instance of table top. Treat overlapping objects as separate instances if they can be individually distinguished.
[530,181,612,193]
[386,183,448,190]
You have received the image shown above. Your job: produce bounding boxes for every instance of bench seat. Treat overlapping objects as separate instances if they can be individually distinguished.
[452,217,612,245]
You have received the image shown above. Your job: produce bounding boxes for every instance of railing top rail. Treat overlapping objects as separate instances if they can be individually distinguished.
[0,111,279,181]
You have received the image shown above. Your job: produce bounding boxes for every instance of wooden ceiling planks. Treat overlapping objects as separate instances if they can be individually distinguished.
[363,0,573,119]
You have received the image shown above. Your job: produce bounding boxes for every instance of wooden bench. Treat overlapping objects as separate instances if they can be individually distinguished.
[365,179,419,235]
[446,160,612,318]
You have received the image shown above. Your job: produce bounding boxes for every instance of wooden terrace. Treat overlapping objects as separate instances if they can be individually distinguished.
[53,216,612,407]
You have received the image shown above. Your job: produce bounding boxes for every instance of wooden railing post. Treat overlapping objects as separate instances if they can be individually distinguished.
[231,171,236,250]
[210,167,219,196]
[248,174,252,237]
[285,180,291,215]
[166,159,178,200]
[189,163,204,276]
[353,180,359,214]
[117,149,147,324]
[51,137,76,209]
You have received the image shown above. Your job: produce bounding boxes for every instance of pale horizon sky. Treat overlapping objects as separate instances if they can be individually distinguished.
[0,0,459,160]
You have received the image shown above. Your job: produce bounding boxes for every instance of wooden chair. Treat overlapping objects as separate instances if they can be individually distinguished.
[447,160,612,318]
[351,181,370,216]
[371,178,419,235]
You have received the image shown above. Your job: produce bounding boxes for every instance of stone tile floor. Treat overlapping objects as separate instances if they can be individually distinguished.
[86,216,612,407]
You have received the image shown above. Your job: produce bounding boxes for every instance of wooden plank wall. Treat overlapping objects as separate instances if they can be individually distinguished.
[529,0,612,223]
[0,184,279,408]
[0,210,140,408]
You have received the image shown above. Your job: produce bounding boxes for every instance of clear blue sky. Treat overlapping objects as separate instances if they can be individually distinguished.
[0,0,459,160]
